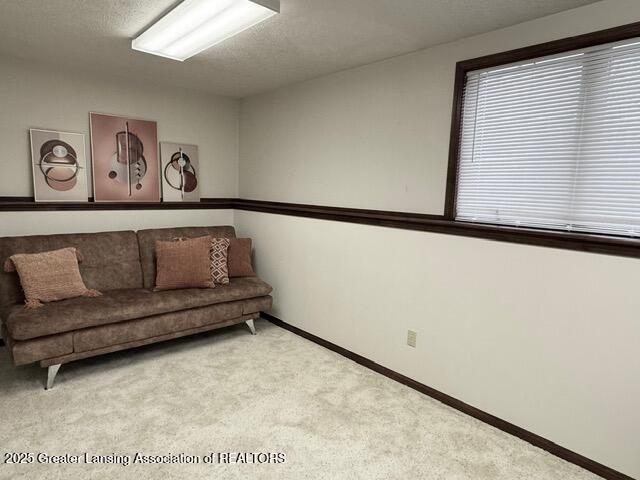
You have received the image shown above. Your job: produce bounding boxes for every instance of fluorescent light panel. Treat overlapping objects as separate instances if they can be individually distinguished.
[132,0,280,61]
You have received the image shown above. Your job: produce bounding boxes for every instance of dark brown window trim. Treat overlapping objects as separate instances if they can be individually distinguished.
[445,21,640,231]
[1,197,640,258]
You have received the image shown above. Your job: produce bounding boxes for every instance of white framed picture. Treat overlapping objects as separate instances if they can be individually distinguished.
[160,142,199,202]
[30,128,89,202]
[89,112,160,202]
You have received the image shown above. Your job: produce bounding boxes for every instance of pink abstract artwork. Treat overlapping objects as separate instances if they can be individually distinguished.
[90,113,160,202]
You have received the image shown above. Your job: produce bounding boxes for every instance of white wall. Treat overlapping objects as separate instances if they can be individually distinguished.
[240,0,640,215]
[0,210,234,237]
[0,55,239,199]
[0,54,239,236]
[1,0,638,475]
[238,0,640,477]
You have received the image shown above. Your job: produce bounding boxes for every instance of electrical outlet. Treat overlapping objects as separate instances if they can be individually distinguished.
[407,330,417,348]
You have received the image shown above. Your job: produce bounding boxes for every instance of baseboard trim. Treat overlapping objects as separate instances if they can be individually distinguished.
[262,313,635,480]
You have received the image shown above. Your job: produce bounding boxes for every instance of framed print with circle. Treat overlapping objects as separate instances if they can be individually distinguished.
[90,112,160,202]
[160,142,199,202]
[30,128,89,202]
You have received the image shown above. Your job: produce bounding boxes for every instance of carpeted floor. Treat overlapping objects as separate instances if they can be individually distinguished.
[0,319,599,480]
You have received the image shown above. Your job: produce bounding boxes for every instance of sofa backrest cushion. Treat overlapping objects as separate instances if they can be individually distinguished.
[0,231,143,309]
[137,226,236,289]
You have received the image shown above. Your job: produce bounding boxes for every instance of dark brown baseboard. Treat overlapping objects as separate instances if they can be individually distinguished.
[262,313,635,480]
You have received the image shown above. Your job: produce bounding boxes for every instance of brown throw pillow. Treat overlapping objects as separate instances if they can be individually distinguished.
[154,236,215,291]
[210,238,230,285]
[8,247,101,309]
[228,238,256,277]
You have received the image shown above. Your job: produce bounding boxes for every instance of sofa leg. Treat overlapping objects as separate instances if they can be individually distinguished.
[45,364,61,390]
[246,319,256,335]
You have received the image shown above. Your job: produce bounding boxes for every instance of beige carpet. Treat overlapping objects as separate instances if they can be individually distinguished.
[0,319,599,480]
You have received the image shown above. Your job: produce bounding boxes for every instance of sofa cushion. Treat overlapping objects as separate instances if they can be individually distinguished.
[73,301,244,352]
[4,277,272,341]
[9,333,73,366]
[242,296,272,315]
[0,230,142,309]
[137,226,236,289]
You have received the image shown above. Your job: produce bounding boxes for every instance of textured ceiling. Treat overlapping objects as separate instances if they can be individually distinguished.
[0,0,599,98]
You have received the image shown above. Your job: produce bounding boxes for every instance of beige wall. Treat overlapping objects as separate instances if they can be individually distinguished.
[0,55,239,236]
[238,1,640,477]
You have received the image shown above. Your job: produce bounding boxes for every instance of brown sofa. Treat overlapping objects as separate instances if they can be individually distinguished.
[0,226,272,389]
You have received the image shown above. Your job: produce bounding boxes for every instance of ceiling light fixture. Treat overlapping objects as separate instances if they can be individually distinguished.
[132,0,280,61]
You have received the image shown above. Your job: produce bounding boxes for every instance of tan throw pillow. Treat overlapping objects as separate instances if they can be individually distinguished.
[4,249,85,272]
[210,238,230,285]
[8,247,101,309]
[154,236,215,291]
[228,238,256,277]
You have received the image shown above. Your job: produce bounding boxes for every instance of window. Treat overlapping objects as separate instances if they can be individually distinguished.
[455,37,640,238]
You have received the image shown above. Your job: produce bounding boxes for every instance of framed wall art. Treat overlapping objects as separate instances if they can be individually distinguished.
[160,142,199,202]
[30,128,89,202]
[89,112,160,202]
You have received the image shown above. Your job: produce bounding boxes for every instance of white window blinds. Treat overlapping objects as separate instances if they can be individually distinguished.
[456,38,640,237]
